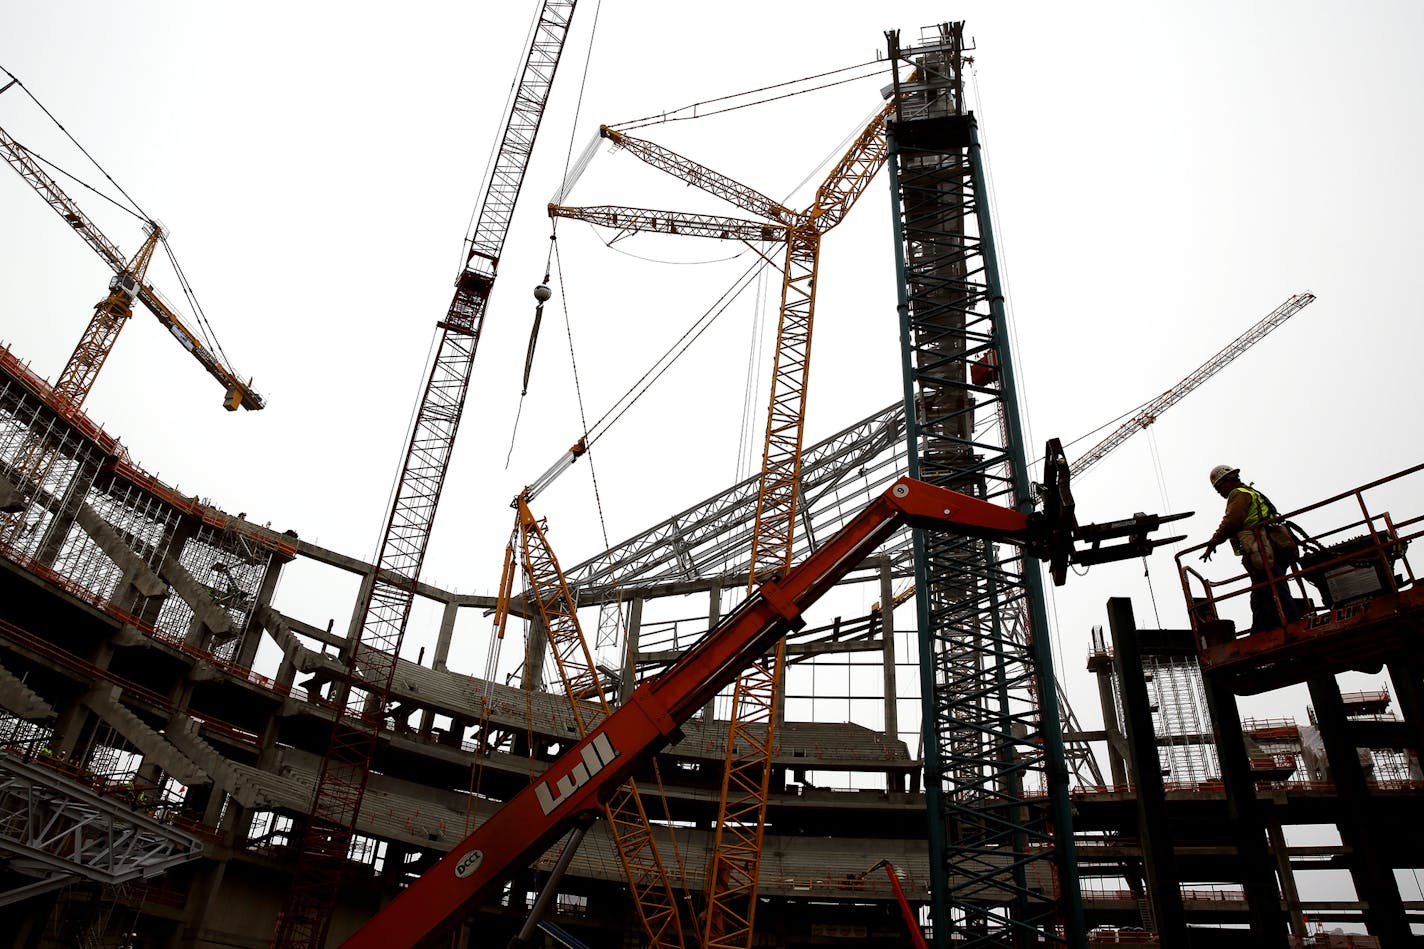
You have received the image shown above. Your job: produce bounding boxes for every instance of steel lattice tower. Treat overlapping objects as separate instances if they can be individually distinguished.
[885,24,1085,948]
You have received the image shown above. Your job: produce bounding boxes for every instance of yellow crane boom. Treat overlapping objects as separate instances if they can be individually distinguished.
[0,123,264,411]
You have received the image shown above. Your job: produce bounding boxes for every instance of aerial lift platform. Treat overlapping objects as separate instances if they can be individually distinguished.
[1179,462,1424,694]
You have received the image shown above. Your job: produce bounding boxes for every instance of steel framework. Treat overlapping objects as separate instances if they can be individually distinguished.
[0,754,203,900]
[885,23,1084,948]
[272,3,578,946]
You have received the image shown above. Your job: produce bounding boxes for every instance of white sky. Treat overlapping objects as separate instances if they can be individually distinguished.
[3,0,1423,813]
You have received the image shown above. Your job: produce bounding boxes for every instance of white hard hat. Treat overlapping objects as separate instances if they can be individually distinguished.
[1209,464,1240,487]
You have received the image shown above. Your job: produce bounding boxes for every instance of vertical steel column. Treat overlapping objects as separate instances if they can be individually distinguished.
[1105,598,1186,943]
[886,22,1083,947]
[1306,675,1411,943]
[1201,677,1290,944]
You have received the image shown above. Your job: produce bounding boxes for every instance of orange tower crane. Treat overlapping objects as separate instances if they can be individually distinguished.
[495,483,690,949]
[0,122,264,412]
[551,97,899,948]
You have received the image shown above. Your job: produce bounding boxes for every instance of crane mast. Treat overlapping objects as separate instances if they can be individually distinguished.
[0,123,264,411]
[1068,292,1316,477]
[272,3,578,946]
[0,227,160,546]
[554,100,897,948]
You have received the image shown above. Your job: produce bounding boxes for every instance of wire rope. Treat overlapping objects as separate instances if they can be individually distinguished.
[585,255,770,447]
[3,67,249,384]
[0,65,150,221]
[4,140,145,224]
[584,223,753,266]
[613,58,886,132]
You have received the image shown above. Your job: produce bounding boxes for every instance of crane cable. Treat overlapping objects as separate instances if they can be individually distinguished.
[0,64,151,222]
[2,65,245,379]
[612,57,888,132]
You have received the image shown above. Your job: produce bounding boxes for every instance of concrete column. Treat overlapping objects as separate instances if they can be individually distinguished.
[432,601,459,672]
[522,613,550,692]
[878,561,900,792]
[1088,632,1129,787]
[619,597,643,705]
[421,601,460,736]
[1106,598,1187,945]
[1386,654,1424,769]
[702,583,722,723]
[51,640,115,760]
[1307,675,1411,944]
[235,554,286,670]
[344,569,377,662]
[174,859,229,949]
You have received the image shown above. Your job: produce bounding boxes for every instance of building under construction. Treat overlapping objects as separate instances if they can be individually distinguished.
[2,10,1423,949]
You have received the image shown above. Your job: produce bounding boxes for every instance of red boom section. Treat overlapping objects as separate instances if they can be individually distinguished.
[343,477,1033,949]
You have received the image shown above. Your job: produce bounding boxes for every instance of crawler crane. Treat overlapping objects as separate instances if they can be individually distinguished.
[552,97,899,946]
[494,466,690,949]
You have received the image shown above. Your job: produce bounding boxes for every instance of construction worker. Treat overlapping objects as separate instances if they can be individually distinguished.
[1201,464,1302,631]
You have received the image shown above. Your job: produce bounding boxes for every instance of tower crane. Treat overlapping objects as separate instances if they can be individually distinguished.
[272,2,579,946]
[1068,292,1315,477]
[552,97,897,948]
[0,123,264,411]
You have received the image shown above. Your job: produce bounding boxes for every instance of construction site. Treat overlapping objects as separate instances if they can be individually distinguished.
[0,4,1421,948]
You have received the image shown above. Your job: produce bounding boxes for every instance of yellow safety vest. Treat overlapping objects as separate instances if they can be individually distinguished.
[1230,485,1277,555]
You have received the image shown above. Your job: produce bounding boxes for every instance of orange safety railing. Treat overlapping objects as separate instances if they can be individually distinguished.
[1177,462,1423,654]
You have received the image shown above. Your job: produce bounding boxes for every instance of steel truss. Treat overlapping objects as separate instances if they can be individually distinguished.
[0,753,202,903]
[886,23,1085,949]
[564,402,911,593]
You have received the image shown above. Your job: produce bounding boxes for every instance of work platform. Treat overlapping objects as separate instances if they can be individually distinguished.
[1179,463,1423,694]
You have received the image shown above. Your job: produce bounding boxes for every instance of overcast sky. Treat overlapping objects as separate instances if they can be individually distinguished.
[4,0,1423,817]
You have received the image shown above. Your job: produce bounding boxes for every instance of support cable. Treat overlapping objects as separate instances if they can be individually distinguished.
[2,139,144,224]
[0,65,151,221]
[614,58,886,131]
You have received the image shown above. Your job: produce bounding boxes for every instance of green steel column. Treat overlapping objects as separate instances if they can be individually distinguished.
[886,126,951,948]
[964,114,1086,946]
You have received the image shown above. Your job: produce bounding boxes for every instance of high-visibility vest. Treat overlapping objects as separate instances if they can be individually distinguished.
[1230,485,1278,555]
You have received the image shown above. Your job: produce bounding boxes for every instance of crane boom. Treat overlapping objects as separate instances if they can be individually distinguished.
[507,495,688,948]
[273,3,579,946]
[344,464,1182,949]
[549,204,787,243]
[600,125,794,223]
[550,100,904,948]
[1069,292,1315,477]
[0,124,264,411]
